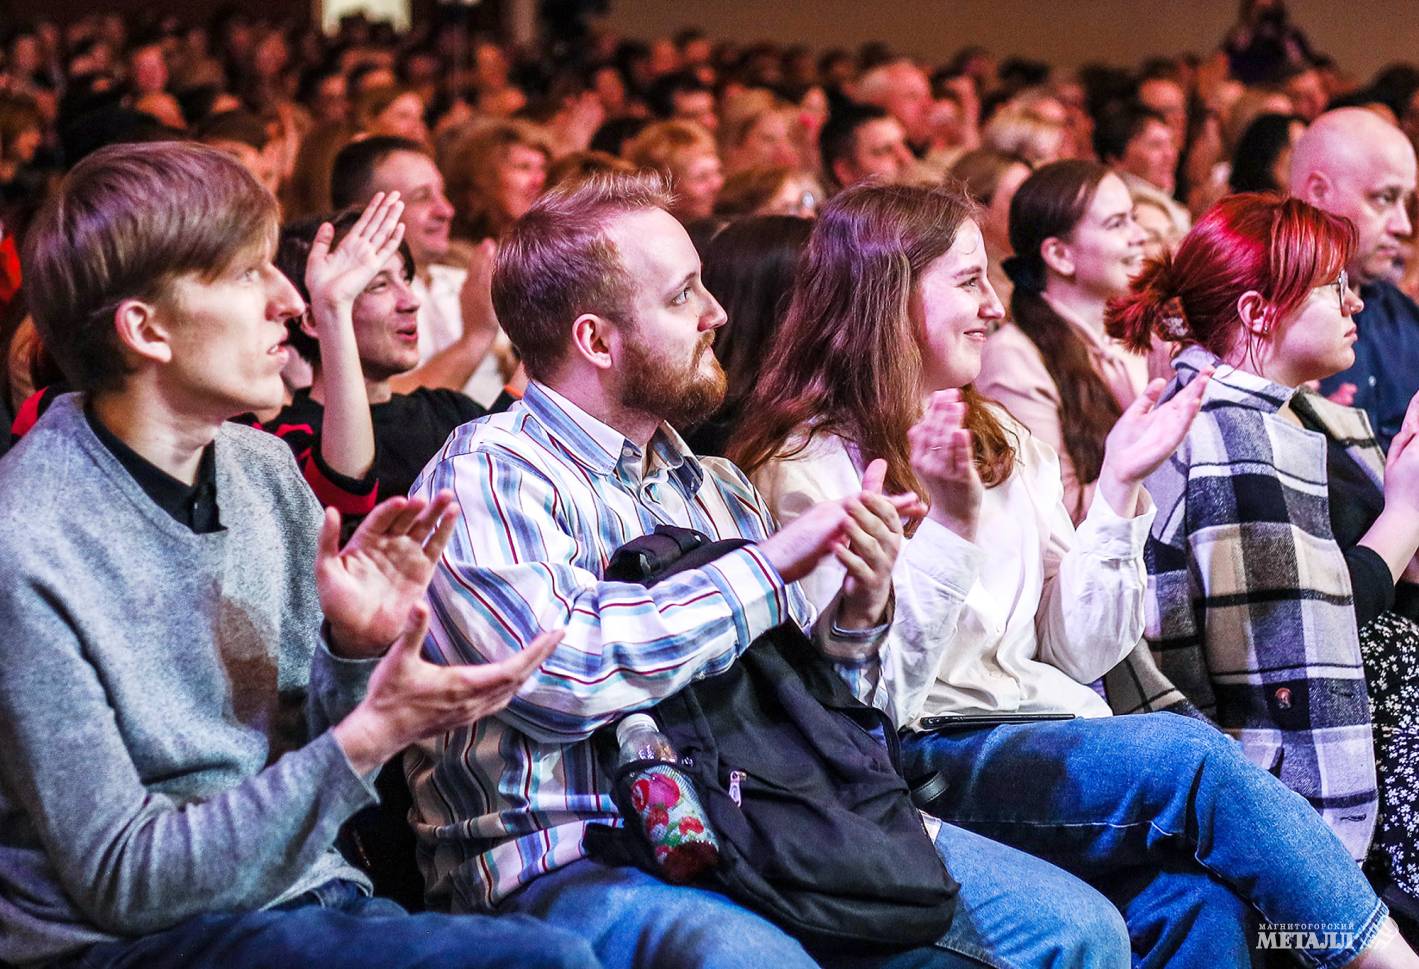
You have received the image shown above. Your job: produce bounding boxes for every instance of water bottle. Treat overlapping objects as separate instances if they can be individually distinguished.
[615,714,720,882]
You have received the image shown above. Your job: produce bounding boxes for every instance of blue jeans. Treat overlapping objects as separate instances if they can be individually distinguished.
[68,879,602,969]
[902,712,1389,969]
[499,823,1133,969]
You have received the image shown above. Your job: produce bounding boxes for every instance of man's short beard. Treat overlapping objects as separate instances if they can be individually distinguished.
[618,330,727,430]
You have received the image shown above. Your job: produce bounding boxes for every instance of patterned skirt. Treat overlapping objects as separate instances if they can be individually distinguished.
[1358,610,1419,912]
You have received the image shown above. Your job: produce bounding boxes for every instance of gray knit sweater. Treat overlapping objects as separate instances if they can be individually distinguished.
[0,395,379,968]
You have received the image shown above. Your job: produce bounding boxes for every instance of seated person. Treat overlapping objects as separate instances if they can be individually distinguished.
[329,136,505,405]
[248,198,486,528]
[0,141,599,969]
[974,161,1152,524]
[733,180,1419,968]
[409,170,1145,969]
[1094,101,1190,239]
[1109,191,1419,925]
[1296,108,1419,453]
[818,101,917,193]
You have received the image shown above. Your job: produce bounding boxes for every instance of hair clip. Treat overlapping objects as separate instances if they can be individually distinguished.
[1160,313,1189,340]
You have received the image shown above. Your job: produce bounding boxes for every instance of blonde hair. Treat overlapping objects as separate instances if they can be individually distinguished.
[983,110,1064,168]
[624,119,717,181]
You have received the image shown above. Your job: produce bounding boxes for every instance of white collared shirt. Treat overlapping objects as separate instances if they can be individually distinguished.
[411,263,508,407]
[752,413,1155,727]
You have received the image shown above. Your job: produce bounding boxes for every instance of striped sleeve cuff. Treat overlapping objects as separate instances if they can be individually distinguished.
[701,544,787,649]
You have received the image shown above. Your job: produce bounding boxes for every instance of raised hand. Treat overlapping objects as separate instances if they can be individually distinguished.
[305,191,406,313]
[833,459,921,630]
[1097,370,1212,516]
[557,90,607,153]
[458,238,502,348]
[758,499,852,584]
[758,462,922,588]
[317,490,459,658]
[909,389,983,541]
[333,604,565,775]
[1384,391,1419,512]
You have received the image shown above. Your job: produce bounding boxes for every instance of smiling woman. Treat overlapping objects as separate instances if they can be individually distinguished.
[975,160,1151,523]
[725,180,1419,967]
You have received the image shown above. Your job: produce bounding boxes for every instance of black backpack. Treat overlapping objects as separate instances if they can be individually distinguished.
[585,525,958,953]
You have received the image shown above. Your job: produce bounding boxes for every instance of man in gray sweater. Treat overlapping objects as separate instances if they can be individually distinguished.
[0,142,600,969]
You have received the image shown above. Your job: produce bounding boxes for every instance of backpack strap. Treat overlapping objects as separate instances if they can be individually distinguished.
[605,525,751,587]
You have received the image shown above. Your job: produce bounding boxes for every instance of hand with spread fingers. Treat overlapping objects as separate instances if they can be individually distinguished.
[832,458,927,630]
[299,191,408,485]
[317,490,459,659]
[333,604,565,775]
[909,389,983,541]
[1098,370,1212,517]
[758,457,923,599]
[305,190,407,313]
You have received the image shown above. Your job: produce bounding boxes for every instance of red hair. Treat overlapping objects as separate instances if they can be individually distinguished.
[1107,193,1356,361]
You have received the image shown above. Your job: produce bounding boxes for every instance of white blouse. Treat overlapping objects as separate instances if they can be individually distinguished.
[752,416,1155,728]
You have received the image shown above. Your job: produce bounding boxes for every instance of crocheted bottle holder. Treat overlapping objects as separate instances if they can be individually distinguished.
[625,762,721,883]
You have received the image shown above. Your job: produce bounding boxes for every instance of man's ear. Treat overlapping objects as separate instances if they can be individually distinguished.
[1296,170,1331,207]
[830,157,855,192]
[569,312,617,371]
[298,311,318,343]
[1039,236,1074,278]
[1236,290,1274,337]
[112,298,174,366]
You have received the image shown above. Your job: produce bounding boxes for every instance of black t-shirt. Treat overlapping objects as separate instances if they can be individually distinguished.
[271,386,486,505]
[1295,406,1419,624]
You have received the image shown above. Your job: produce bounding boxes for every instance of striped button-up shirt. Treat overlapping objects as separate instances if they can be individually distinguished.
[408,381,877,911]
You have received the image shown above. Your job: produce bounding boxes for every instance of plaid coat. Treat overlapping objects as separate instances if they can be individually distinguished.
[1124,345,1381,861]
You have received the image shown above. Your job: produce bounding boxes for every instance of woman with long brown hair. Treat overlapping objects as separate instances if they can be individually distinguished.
[974,160,1151,523]
[729,180,1419,969]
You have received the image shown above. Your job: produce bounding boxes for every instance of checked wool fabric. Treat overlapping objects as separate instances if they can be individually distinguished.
[1132,345,1380,861]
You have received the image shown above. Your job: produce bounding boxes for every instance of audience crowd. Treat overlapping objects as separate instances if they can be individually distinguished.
[7,0,1419,966]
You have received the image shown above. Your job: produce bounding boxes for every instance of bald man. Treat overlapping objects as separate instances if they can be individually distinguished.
[1292,107,1419,450]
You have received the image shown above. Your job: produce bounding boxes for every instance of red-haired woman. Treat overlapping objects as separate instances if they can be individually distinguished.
[1108,192,1419,920]
[730,181,1419,968]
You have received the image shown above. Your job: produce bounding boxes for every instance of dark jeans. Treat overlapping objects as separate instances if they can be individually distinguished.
[67,879,601,969]
[903,712,1388,969]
